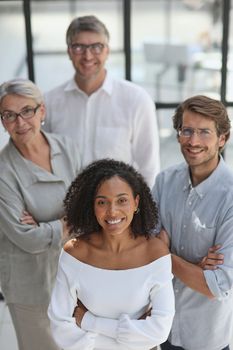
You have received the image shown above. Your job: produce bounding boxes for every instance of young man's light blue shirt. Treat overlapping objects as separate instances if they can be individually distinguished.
[153,157,233,350]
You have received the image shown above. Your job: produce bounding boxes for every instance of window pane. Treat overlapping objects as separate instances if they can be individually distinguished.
[0,1,27,81]
[225,107,233,168]
[0,0,25,150]
[157,108,183,169]
[131,0,223,103]
[227,6,233,101]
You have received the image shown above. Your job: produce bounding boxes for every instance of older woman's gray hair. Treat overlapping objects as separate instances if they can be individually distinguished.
[0,78,43,106]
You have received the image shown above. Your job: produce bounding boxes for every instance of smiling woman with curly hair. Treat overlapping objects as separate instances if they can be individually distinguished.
[64,158,158,238]
[48,159,175,350]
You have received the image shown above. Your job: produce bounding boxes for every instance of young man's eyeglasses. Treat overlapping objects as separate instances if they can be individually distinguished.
[0,105,41,123]
[69,42,107,55]
[178,127,214,140]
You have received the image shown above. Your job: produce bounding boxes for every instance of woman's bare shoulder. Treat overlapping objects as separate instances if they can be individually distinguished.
[63,234,98,261]
[146,236,169,260]
[63,237,90,259]
[63,238,80,255]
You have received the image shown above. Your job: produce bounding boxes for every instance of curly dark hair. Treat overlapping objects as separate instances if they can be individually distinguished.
[64,159,158,239]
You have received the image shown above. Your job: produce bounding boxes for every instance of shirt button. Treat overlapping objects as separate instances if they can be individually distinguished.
[175,289,179,293]
[183,224,186,228]
[181,246,184,250]
[189,201,192,205]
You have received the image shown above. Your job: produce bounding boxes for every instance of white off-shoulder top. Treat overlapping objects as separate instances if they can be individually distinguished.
[48,249,175,350]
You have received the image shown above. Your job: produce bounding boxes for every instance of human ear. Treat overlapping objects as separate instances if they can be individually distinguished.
[219,134,226,148]
[135,194,140,210]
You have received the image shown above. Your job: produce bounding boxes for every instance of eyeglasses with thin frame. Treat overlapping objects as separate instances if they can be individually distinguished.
[178,127,215,140]
[0,104,41,124]
[69,42,107,55]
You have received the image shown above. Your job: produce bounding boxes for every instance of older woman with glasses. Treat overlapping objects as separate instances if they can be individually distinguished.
[0,78,81,350]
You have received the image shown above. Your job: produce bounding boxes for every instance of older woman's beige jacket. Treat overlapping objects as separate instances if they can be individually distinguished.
[0,132,81,305]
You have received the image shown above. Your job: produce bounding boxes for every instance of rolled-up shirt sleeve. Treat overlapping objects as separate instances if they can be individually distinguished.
[204,210,233,299]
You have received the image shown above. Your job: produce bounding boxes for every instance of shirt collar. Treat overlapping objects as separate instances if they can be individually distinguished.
[43,131,61,157]
[64,78,79,92]
[181,164,191,192]
[64,71,113,96]
[9,131,61,158]
[101,71,113,95]
[183,156,226,198]
[7,132,62,186]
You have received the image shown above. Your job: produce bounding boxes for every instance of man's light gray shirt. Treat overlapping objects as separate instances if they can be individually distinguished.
[153,158,233,350]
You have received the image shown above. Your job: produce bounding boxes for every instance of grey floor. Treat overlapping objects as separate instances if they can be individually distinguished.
[0,300,18,350]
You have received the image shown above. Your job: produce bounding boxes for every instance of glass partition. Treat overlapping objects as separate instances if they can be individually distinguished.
[0,1,26,81]
[157,108,183,170]
[227,5,233,101]
[131,0,223,102]
[0,0,25,150]
[225,107,233,168]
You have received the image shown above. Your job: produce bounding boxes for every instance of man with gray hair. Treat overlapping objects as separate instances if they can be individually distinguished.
[43,15,160,188]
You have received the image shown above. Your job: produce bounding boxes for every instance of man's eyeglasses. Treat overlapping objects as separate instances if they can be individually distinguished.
[0,104,41,123]
[69,42,107,55]
[178,127,214,140]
